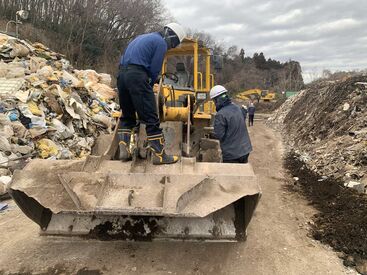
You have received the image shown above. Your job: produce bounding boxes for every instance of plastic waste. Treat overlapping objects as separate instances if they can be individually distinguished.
[52,119,74,140]
[0,33,117,176]
[27,101,43,116]
[8,111,18,121]
[37,139,59,159]
[0,137,11,152]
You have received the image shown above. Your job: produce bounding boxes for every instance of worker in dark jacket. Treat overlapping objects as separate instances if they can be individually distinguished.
[210,85,253,163]
[117,23,186,165]
[248,102,256,126]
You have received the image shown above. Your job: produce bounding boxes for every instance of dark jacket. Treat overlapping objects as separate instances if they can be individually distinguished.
[248,106,256,115]
[214,98,252,161]
[120,32,167,85]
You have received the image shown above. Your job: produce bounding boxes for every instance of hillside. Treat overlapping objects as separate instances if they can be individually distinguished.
[220,52,304,94]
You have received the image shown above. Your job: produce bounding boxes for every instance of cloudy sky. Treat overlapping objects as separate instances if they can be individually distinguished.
[163,0,367,82]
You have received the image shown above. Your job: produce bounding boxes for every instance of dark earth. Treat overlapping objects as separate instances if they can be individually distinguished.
[285,153,367,272]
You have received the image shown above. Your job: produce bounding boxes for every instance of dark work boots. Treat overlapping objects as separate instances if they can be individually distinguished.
[118,129,132,161]
[147,133,179,165]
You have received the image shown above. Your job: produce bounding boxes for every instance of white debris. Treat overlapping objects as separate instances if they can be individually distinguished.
[343,103,350,111]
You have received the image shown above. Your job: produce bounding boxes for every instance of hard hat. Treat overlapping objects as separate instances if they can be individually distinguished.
[164,23,186,43]
[210,85,228,99]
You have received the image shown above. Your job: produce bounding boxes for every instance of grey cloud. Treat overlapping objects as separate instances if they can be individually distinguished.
[164,0,367,82]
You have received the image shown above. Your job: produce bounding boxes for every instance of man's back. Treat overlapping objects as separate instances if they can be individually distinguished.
[214,103,252,161]
[248,105,256,115]
[121,32,167,82]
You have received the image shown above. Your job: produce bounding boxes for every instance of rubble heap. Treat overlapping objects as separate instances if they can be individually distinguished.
[269,76,367,187]
[0,34,118,195]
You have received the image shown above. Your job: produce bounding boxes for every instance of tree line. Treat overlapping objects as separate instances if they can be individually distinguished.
[222,49,304,93]
[184,30,304,92]
[0,0,164,74]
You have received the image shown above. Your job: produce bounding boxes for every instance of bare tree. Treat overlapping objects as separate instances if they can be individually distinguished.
[0,0,165,75]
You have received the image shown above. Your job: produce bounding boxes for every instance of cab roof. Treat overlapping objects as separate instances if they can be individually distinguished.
[166,37,211,56]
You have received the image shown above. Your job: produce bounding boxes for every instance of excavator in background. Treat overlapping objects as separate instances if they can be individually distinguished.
[237,88,276,102]
[8,38,261,242]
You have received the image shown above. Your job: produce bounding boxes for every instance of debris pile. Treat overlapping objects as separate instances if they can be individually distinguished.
[269,76,367,188]
[0,34,118,196]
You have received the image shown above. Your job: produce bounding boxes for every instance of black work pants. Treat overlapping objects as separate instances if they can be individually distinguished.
[223,154,249,164]
[117,66,161,136]
[249,114,254,126]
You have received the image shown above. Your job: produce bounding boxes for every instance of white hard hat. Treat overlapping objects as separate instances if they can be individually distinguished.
[164,23,186,43]
[210,85,228,99]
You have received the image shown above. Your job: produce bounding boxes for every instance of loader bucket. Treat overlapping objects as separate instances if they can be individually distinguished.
[8,123,261,242]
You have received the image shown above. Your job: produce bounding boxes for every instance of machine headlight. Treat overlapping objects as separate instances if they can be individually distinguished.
[196,92,207,100]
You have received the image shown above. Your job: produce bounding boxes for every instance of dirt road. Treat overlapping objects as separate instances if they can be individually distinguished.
[0,121,355,275]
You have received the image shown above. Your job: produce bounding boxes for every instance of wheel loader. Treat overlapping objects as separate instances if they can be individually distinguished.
[8,38,261,242]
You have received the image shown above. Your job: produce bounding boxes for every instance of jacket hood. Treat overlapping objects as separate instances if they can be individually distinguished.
[215,95,231,112]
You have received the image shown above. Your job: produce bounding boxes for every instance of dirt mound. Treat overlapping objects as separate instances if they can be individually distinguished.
[256,99,286,113]
[285,77,366,143]
[269,76,367,185]
[285,153,367,271]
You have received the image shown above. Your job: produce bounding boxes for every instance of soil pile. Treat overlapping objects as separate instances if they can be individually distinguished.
[269,76,367,186]
[255,99,286,113]
[285,153,367,271]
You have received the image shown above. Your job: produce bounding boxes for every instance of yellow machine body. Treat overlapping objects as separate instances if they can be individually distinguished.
[157,38,216,124]
[237,89,276,102]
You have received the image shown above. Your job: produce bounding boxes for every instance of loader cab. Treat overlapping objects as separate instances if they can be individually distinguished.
[159,38,216,122]
[261,90,268,98]
[163,62,192,90]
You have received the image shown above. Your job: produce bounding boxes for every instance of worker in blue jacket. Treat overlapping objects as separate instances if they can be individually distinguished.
[210,85,253,163]
[117,23,186,165]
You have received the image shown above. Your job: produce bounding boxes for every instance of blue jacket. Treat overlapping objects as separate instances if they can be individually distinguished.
[120,32,167,85]
[214,99,252,161]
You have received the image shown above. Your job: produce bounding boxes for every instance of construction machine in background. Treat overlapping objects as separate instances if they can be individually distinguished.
[237,89,276,102]
[8,38,261,242]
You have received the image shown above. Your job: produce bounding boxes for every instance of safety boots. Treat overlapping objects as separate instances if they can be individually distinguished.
[147,133,179,165]
[119,130,179,165]
[118,129,132,161]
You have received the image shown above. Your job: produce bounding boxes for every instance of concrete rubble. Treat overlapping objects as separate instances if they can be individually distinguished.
[0,33,119,197]
[269,76,367,191]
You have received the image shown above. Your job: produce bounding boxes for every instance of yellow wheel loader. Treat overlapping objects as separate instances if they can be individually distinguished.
[8,38,261,242]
